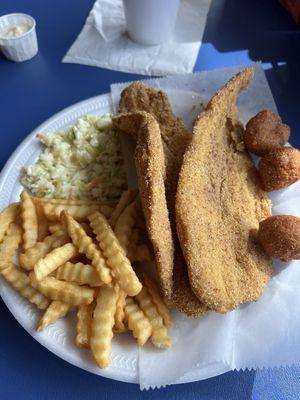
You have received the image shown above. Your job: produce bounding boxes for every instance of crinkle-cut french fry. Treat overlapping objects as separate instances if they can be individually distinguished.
[62,212,111,285]
[90,286,118,368]
[21,191,38,250]
[19,230,69,271]
[0,223,22,270]
[48,223,62,234]
[79,222,94,237]
[50,222,93,237]
[114,201,138,253]
[30,273,94,305]
[33,197,115,206]
[114,288,127,333]
[37,300,71,331]
[89,212,142,296]
[34,243,77,281]
[135,287,171,349]
[56,262,102,287]
[36,203,49,241]
[42,203,113,222]
[124,297,152,346]
[76,303,93,348]
[51,230,70,249]
[129,244,153,263]
[0,203,20,242]
[109,189,137,229]
[142,274,172,327]
[49,224,74,243]
[1,263,49,309]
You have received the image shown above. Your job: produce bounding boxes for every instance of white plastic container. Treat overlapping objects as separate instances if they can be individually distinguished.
[122,0,180,46]
[0,13,38,62]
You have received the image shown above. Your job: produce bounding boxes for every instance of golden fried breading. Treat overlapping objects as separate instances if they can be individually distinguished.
[258,147,300,192]
[258,215,300,262]
[176,67,273,313]
[172,250,208,317]
[118,83,191,206]
[113,112,174,300]
[119,82,190,161]
[244,109,290,156]
[114,111,207,316]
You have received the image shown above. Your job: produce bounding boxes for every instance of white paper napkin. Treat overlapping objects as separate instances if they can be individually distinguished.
[62,0,212,76]
[111,64,300,389]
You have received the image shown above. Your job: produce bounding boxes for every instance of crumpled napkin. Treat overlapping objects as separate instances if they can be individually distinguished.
[63,0,212,76]
[110,64,300,389]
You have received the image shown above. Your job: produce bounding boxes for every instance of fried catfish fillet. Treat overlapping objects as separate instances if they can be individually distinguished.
[119,82,190,162]
[113,112,173,299]
[176,67,273,313]
[113,111,208,317]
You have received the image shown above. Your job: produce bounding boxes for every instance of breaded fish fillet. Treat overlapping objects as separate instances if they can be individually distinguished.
[119,82,190,163]
[118,84,209,316]
[114,111,208,317]
[113,112,174,300]
[176,68,273,313]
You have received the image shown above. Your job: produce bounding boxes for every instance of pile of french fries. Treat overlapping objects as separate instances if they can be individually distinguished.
[0,189,172,368]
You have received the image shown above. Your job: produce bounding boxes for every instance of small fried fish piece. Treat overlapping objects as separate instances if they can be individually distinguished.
[90,286,118,368]
[0,223,22,270]
[37,300,71,331]
[0,203,19,242]
[89,212,142,296]
[76,303,93,348]
[62,211,112,284]
[1,263,49,309]
[135,286,171,348]
[34,243,77,281]
[30,273,94,305]
[124,297,152,346]
[21,191,38,249]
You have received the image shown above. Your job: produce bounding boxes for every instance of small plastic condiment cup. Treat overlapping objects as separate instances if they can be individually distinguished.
[0,13,38,62]
[122,0,180,46]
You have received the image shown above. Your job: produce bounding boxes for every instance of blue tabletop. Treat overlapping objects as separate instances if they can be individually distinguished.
[1,1,300,399]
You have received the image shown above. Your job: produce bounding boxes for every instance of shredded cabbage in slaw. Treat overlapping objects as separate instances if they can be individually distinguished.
[21,114,127,201]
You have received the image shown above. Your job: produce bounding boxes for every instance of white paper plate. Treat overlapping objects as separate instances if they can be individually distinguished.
[0,91,231,384]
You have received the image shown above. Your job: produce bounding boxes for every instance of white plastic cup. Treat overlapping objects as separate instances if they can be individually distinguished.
[122,0,180,46]
[0,13,38,62]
